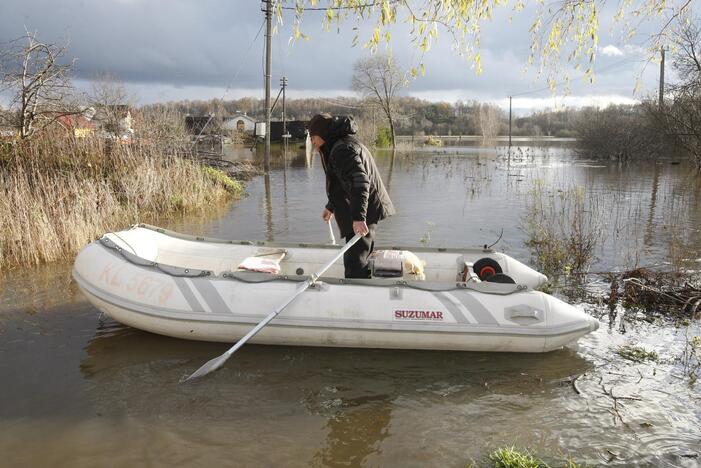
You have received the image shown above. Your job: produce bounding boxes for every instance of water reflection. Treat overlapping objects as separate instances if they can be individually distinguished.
[77,322,591,466]
[311,394,392,467]
[263,172,274,241]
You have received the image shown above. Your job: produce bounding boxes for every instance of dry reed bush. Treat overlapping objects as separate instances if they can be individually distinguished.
[0,130,241,269]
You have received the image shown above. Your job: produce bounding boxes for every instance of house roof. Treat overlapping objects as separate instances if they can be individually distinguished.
[58,114,96,129]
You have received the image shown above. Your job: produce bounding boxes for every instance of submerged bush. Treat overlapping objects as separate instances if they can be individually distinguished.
[522,182,602,282]
[424,135,443,146]
[574,104,667,162]
[0,131,242,268]
[202,166,244,195]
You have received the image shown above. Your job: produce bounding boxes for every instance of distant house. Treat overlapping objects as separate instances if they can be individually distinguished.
[91,105,134,139]
[255,120,308,142]
[223,113,255,134]
[185,114,220,135]
[0,127,19,141]
[57,114,96,138]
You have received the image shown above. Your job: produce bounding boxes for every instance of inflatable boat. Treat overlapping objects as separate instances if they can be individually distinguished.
[72,224,598,353]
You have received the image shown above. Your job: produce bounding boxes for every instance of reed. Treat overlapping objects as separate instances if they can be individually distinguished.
[522,182,603,283]
[0,131,242,269]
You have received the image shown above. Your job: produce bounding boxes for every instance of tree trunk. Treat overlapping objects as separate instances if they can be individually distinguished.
[388,114,396,150]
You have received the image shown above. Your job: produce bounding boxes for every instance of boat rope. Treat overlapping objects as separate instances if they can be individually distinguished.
[100,237,211,278]
[222,271,528,295]
[485,228,504,250]
[107,231,138,256]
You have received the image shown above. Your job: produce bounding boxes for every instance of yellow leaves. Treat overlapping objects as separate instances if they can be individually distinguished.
[380,0,395,25]
[292,25,310,42]
[633,77,642,94]
[420,62,426,76]
[474,53,482,74]
[419,37,430,52]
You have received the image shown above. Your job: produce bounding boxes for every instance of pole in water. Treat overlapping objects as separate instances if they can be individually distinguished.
[263,0,272,172]
[508,95,512,149]
[659,47,665,108]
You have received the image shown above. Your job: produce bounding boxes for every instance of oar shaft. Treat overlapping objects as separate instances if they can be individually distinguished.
[226,234,360,357]
[327,219,336,245]
[186,234,362,380]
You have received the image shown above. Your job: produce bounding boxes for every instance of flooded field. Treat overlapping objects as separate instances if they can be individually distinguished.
[1,142,700,467]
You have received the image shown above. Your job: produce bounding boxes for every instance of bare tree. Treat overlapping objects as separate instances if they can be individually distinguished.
[351,53,405,149]
[0,32,76,139]
[87,72,135,137]
[650,15,701,168]
[478,103,502,141]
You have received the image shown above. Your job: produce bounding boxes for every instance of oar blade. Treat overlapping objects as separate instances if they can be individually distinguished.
[183,352,230,382]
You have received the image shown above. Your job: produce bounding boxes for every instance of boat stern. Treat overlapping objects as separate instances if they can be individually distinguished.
[497,254,549,289]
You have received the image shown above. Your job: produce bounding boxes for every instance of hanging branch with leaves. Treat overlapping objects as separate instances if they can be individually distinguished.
[282,0,693,88]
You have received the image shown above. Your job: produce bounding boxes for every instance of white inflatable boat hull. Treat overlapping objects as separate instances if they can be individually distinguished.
[72,225,598,352]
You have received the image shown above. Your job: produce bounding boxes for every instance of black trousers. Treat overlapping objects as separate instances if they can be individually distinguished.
[343,223,376,279]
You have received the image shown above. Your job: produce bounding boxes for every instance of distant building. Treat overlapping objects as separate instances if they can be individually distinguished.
[185,114,220,135]
[57,114,96,138]
[223,113,255,134]
[91,105,134,139]
[255,120,308,142]
[0,127,19,141]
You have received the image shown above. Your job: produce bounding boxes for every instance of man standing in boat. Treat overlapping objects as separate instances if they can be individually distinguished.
[308,113,395,278]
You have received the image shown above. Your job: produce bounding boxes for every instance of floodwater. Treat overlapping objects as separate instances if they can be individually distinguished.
[1,142,700,467]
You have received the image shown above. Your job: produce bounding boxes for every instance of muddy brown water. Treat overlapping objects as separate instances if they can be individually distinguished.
[1,143,700,467]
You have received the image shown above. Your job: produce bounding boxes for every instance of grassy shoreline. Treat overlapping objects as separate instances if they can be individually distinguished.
[0,132,243,270]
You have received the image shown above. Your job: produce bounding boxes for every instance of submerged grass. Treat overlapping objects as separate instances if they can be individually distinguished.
[478,447,579,468]
[487,447,548,468]
[0,131,243,269]
[617,345,659,363]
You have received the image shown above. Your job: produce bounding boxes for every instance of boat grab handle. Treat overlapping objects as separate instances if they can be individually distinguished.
[506,308,543,321]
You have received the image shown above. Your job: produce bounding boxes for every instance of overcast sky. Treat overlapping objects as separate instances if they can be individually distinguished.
[0,0,670,112]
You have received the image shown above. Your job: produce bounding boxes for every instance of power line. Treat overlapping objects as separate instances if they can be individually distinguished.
[222,19,266,102]
[315,97,379,110]
[277,1,397,11]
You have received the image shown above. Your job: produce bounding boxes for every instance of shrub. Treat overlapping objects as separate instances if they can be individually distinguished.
[575,104,666,161]
[522,182,602,282]
[374,127,392,148]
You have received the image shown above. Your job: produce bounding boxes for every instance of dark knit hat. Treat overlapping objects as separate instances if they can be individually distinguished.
[308,113,333,139]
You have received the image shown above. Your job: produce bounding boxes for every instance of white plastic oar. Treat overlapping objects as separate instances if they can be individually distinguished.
[183,234,362,382]
[327,218,337,245]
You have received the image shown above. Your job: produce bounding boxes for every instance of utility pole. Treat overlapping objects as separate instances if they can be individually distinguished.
[280,76,288,140]
[264,0,272,172]
[659,47,665,108]
[508,96,512,148]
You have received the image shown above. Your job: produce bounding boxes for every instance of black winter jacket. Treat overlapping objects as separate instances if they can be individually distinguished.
[319,116,395,236]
